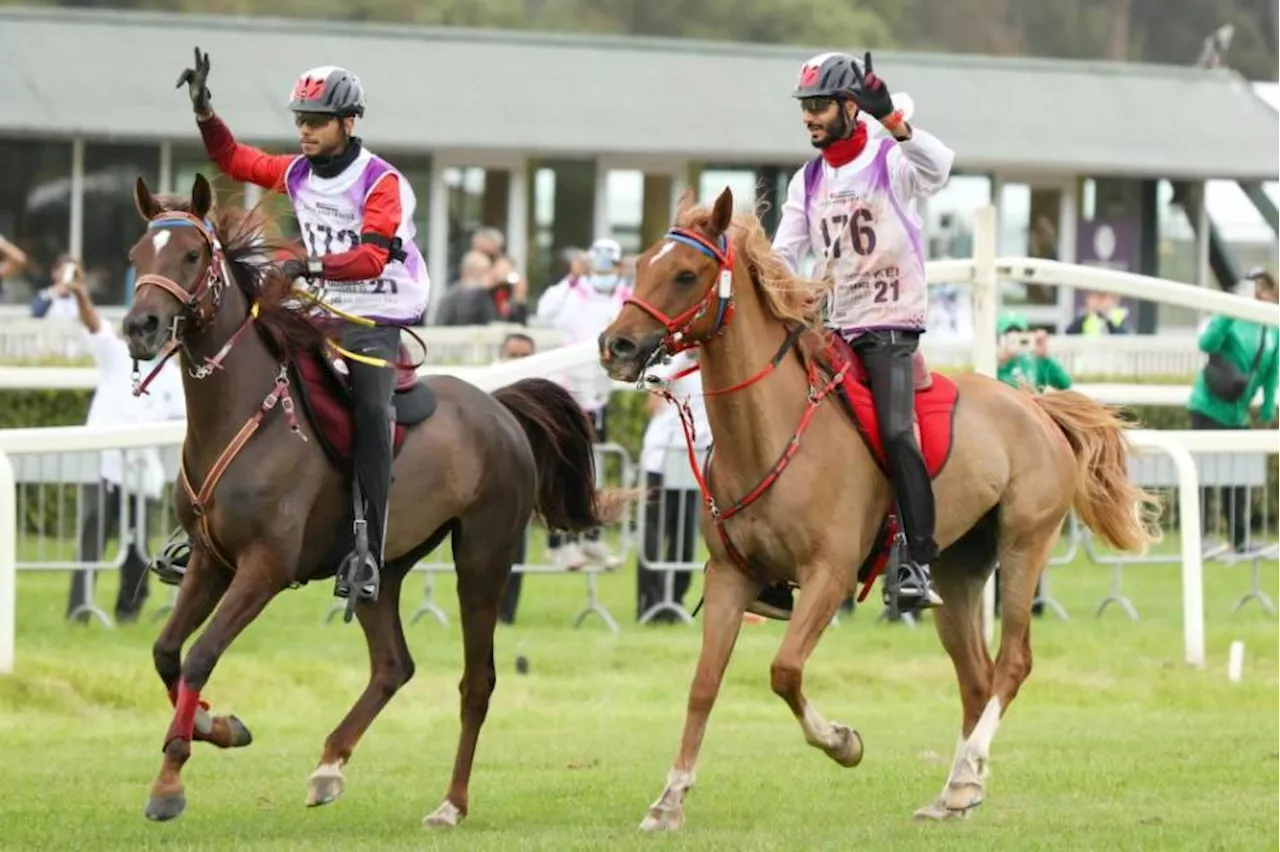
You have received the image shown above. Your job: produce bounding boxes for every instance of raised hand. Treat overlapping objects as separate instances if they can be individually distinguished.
[175,46,213,116]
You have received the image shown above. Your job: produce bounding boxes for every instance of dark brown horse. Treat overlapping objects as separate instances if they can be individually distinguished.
[122,174,624,828]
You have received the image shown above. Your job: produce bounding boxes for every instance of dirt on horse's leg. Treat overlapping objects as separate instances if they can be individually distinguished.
[307,572,412,808]
[423,526,508,830]
[144,559,284,823]
[640,560,756,833]
[768,568,862,768]
[914,559,994,822]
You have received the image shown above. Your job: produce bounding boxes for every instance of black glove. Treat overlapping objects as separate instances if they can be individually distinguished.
[849,51,895,121]
[280,257,323,282]
[175,46,212,116]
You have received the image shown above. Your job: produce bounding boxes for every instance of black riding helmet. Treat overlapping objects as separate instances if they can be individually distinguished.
[288,65,366,117]
[792,52,865,100]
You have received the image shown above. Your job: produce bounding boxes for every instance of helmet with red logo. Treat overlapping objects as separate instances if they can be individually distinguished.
[288,66,366,117]
[791,52,864,100]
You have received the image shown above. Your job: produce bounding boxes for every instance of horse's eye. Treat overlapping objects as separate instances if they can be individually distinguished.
[185,249,201,263]
[675,270,699,286]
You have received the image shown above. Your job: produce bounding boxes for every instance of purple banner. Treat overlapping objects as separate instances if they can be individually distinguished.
[1072,217,1140,324]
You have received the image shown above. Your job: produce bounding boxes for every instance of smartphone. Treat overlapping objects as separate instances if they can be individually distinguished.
[61,263,76,285]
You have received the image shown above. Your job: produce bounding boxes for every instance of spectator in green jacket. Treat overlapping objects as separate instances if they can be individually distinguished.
[1187,269,1278,552]
[997,312,1073,392]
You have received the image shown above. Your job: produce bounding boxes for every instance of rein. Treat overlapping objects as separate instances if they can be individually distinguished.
[634,227,846,583]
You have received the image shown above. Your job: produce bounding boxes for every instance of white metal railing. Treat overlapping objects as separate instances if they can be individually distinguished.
[3,205,1278,672]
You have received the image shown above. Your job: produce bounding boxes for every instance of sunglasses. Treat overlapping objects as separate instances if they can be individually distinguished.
[799,96,838,113]
[294,112,337,129]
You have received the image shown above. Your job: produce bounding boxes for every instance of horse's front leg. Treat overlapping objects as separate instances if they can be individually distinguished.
[145,550,285,822]
[151,548,252,751]
[770,566,863,768]
[640,560,756,832]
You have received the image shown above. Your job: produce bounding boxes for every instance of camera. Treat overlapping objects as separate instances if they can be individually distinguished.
[1006,331,1035,354]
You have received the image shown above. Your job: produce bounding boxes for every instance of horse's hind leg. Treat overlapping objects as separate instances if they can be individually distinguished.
[421,517,511,829]
[306,566,413,808]
[769,565,863,768]
[144,552,285,823]
[640,558,757,832]
[917,515,1060,821]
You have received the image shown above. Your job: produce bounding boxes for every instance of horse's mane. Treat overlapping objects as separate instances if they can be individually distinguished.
[152,192,340,358]
[673,199,832,356]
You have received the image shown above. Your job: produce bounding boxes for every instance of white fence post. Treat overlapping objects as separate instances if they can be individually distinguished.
[971,205,999,646]
[0,452,16,674]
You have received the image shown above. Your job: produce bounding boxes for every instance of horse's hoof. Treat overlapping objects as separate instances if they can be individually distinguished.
[422,800,464,829]
[144,792,187,822]
[305,764,345,807]
[226,715,253,748]
[943,781,984,813]
[639,806,684,832]
[828,724,864,768]
[914,797,967,821]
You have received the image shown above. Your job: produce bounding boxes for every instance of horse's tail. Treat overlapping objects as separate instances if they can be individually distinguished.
[492,378,635,532]
[1031,390,1162,553]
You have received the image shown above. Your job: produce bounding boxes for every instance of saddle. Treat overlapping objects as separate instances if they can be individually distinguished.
[290,342,437,470]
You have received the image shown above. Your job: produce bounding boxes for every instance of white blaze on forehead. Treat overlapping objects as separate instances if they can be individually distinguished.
[150,229,172,255]
[652,241,676,262]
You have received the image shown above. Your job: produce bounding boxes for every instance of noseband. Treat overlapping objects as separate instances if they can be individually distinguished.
[622,227,736,356]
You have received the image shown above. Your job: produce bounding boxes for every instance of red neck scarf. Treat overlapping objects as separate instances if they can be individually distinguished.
[820,121,868,168]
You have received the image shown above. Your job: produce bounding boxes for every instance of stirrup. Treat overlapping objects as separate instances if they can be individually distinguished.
[335,518,382,622]
[149,535,192,587]
[886,562,942,613]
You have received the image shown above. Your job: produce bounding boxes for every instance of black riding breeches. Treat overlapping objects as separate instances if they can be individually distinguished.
[341,324,401,564]
[850,329,939,565]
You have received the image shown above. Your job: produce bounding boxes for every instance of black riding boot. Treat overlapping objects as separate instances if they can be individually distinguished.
[336,326,400,602]
[851,330,942,614]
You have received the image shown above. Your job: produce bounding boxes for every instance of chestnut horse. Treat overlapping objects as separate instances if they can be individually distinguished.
[599,188,1160,829]
[122,174,623,828]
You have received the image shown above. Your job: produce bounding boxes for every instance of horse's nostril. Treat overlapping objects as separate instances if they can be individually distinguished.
[124,313,161,338]
[608,336,639,360]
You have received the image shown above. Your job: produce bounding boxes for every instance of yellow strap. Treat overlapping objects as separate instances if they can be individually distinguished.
[326,339,393,368]
[287,287,398,368]
[289,285,376,328]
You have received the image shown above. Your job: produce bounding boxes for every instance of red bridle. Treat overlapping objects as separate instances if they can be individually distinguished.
[622,227,736,355]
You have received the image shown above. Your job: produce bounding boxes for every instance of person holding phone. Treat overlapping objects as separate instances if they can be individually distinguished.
[996,312,1072,392]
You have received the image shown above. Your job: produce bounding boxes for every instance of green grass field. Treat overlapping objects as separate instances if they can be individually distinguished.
[1,539,1277,851]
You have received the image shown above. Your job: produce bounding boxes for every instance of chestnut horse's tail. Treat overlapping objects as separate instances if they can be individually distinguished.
[1031,390,1163,553]
[492,378,633,532]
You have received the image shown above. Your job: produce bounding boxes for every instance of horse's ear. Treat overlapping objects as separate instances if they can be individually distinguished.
[710,186,734,235]
[191,173,213,220]
[134,176,162,221]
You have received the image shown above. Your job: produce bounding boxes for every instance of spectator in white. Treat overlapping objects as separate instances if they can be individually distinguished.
[63,261,186,623]
[29,253,82,319]
[637,349,710,622]
[535,236,631,569]
[0,232,29,296]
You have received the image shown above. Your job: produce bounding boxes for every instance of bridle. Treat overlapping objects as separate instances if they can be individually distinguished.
[130,211,258,393]
[622,226,736,358]
[622,224,848,588]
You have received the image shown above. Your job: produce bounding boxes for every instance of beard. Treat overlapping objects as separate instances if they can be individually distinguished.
[807,109,853,150]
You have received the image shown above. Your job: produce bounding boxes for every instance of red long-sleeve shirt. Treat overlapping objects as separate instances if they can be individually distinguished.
[198,114,400,281]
